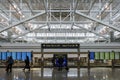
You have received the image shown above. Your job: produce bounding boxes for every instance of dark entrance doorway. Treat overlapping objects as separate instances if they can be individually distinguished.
[53,54,67,68]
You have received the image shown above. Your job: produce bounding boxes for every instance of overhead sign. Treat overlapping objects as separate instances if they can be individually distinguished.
[41,44,79,49]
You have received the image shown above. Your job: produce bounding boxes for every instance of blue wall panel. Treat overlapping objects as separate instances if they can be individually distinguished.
[0,52,1,60]
[27,52,32,61]
[17,52,21,60]
[12,52,16,60]
[7,52,11,57]
[2,52,7,60]
[22,52,27,61]
[90,52,95,60]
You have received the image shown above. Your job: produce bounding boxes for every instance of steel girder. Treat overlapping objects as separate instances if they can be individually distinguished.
[0,11,46,33]
[12,24,47,40]
[75,11,120,32]
[74,24,109,40]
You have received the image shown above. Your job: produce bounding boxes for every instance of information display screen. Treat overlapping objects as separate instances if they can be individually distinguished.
[22,52,27,61]
[100,52,104,59]
[17,52,21,60]
[89,52,95,60]
[2,52,7,60]
[12,52,16,60]
[115,52,119,59]
[110,52,115,59]
[95,52,100,59]
[27,52,32,61]
[105,52,110,60]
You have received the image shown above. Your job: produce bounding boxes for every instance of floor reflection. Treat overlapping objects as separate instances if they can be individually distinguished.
[0,68,120,80]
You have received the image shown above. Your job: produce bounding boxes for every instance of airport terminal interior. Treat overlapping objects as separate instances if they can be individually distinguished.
[0,0,120,80]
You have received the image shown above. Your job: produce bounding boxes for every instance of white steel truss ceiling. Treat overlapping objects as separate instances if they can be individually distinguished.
[0,0,120,43]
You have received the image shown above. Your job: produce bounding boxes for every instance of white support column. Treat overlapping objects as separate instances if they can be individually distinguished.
[75,11,120,32]
[71,0,78,29]
[44,0,51,31]
[60,9,62,28]
[70,3,72,21]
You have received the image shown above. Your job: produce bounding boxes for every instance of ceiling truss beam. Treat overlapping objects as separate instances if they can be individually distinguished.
[0,11,46,33]
[75,11,120,32]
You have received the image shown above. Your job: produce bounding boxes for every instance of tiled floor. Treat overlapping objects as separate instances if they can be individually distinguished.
[0,68,120,80]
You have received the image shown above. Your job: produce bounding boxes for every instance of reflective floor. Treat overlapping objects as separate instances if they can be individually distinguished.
[0,68,120,80]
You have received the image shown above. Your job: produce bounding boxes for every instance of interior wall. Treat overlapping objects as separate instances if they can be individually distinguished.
[43,49,78,52]
[0,43,120,52]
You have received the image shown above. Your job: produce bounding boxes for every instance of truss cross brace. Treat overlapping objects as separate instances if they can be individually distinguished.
[0,11,46,33]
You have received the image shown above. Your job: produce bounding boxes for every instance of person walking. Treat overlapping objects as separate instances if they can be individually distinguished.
[23,56,30,71]
[6,56,14,72]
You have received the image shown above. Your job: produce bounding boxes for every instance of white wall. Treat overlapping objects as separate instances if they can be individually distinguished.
[43,49,78,52]
[0,43,120,52]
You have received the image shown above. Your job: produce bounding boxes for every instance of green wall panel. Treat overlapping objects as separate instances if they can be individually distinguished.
[105,52,109,60]
[110,52,114,59]
[100,52,104,59]
[115,52,119,59]
[95,52,99,59]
